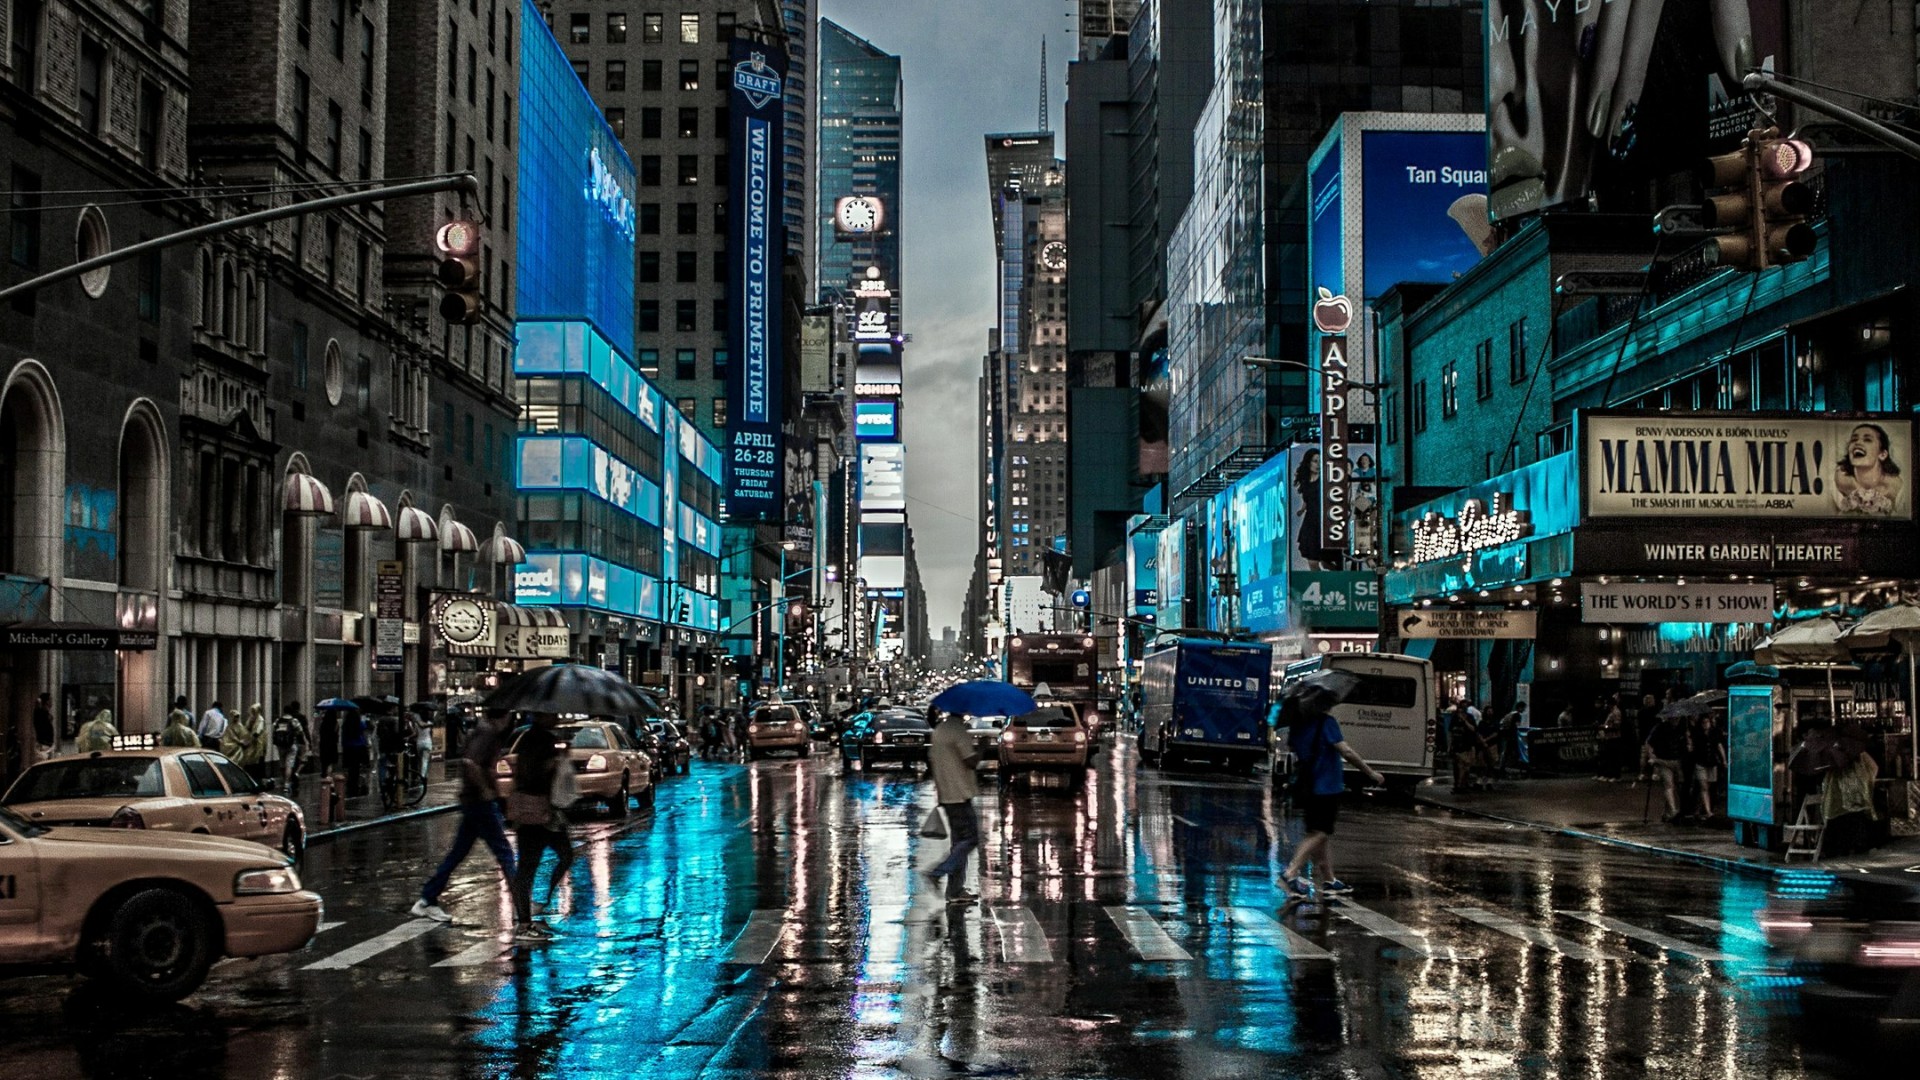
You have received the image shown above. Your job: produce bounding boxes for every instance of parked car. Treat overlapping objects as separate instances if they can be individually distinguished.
[746,704,810,760]
[635,718,692,778]
[1763,876,1920,1057]
[0,804,321,1003]
[496,720,655,816]
[840,708,932,773]
[998,705,1092,787]
[3,749,308,863]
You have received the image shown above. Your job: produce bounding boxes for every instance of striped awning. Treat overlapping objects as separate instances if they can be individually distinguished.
[283,473,335,516]
[439,518,479,554]
[487,534,528,565]
[342,489,393,530]
[497,603,569,629]
[396,505,438,543]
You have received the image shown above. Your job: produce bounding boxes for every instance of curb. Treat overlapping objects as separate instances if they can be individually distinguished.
[307,800,461,845]
[1413,794,1792,880]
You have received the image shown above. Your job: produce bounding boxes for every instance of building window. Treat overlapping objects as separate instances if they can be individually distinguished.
[328,0,345,58]
[716,11,735,40]
[604,108,625,139]
[639,250,660,282]
[711,250,726,283]
[608,12,628,43]
[607,60,627,92]
[138,246,161,321]
[325,101,342,172]
[486,70,496,136]
[1441,361,1459,419]
[137,81,164,169]
[1382,390,1399,444]
[1411,380,1428,435]
[675,250,696,283]
[356,238,370,303]
[1474,339,1492,401]
[679,12,698,43]
[571,58,588,84]
[638,348,659,375]
[324,218,340,286]
[713,153,726,181]
[712,201,726,232]
[710,298,725,331]
[1508,317,1529,384]
[676,155,698,185]
[640,155,661,185]
[291,322,309,389]
[676,398,695,420]
[679,59,699,91]
[360,19,375,106]
[675,349,696,380]
[444,112,455,170]
[569,12,589,43]
[639,300,660,332]
[678,107,698,138]
[639,203,660,233]
[642,59,662,91]
[675,299,696,332]
[293,69,311,154]
[715,105,728,133]
[712,398,727,427]
[643,13,664,43]
[712,349,728,380]
[358,127,372,180]
[447,22,459,94]
[78,37,106,135]
[676,202,697,234]
[641,106,661,138]
[357,353,372,410]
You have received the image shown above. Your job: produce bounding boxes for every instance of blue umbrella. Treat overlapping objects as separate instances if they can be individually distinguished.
[931,680,1038,718]
[316,697,359,711]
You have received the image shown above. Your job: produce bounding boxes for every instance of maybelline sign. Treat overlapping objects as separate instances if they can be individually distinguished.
[724,42,789,520]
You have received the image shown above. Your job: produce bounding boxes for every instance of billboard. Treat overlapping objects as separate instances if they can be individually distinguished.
[1126,515,1160,620]
[861,514,907,591]
[854,341,901,397]
[855,401,898,441]
[799,312,832,394]
[833,194,887,237]
[724,38,790,519]
[1284,445,1379,630]
[1228,452,1289,635]
[1155,523,1186,631]
[1583,415,1916,521]
[1486,1,1783,222]
[859,442,905,510]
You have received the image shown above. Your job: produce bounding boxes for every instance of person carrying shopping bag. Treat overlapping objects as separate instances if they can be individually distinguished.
[505,714,576,942]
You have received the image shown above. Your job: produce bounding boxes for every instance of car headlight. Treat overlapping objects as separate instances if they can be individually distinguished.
[1000,731,1016,743]
[873,731,887,744]
[1074,730,1087,743]
[585,754,608,772]
[235,866,302,896]
[748,723,760,734]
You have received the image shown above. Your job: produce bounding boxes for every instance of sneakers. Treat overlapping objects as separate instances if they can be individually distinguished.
[410,899,453,923]
[514,922,554,943]
[1280,873,1314,899]
[1321,879,1354,896]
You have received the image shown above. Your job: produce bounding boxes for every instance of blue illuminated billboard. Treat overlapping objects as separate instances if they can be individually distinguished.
[1359,130,1489,299]
[855,401,898,440]
[1229,452,1291,634]
[516,0,636,358]
[724,38,789,519]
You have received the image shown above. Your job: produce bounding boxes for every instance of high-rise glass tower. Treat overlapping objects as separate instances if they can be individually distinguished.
[815,19,902,309]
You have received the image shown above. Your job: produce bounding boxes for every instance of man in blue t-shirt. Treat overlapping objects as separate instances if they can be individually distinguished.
[1280,707,1384,899]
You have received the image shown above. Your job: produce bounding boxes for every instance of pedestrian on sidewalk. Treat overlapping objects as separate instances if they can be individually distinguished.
[413,710,518,924]
[506,713,575,942]
[923,707,982,905]
[1279,694,1385,900]
[1635,693,1663,783]
[1685,712,1726,822]
[32,693,55,761]
[160,707,199,748]
[317,706,341,781]
[1447,700,1484,793]
[274,703,310,794]
[196,700,229,750]
[1643,710,1689,822]
[340,706,371,797]
[1596,695,1625,780]
[223,703,270,779]
[74,700,118,753]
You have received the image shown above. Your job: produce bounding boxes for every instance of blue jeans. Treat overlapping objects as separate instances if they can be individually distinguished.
[928,800,979,897]
[421,800,517,905]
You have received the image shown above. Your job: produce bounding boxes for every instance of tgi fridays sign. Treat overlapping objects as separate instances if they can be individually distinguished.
[1315,290,1353,553]
[1584,415,1915,520]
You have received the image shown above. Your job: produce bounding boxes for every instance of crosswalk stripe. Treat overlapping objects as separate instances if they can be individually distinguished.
[433,936,513,967]
[315,921,344,935]
[1228,906,1333,961]
[1334,902,1481,960]
[990,905,1054,963]
[1671,914,1768,946]
[726,909,786,965]
[303,918,442,970]
[1104,905,1192,961]
[1450,907,1607,962]
[1561,911,1737,962]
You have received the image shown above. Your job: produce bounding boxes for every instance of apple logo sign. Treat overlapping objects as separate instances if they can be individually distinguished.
[1312,287,1353,336]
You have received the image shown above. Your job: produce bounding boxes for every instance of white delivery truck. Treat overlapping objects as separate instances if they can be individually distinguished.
[1273,651,1436,789]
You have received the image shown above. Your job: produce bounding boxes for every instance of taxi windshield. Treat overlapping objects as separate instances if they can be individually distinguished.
[4,758,166,803]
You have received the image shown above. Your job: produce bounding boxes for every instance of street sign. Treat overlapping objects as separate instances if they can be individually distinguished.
[374,560,404,672]
[1396,609,1537,639]
[1580,582,1776,623]
[1070,589,1090,608]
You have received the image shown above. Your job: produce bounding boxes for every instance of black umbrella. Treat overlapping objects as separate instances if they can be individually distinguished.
[1659,690,1727,719]
[483,663,664,718]
[1279,669,1364,709]
[352,695,400,713]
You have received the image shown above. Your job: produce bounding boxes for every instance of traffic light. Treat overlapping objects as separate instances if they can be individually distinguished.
[1698,128,1817,271]
[435,220,483,323]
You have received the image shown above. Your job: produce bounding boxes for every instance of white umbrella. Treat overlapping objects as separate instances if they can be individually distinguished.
[1756,616,1854,720]
[1841,604,1920,773]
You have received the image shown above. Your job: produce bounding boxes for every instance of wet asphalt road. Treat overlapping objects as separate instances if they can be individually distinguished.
[0,738,1853,1080]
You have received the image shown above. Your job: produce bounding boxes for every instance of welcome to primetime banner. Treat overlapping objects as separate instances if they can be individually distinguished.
[725,38,788,520]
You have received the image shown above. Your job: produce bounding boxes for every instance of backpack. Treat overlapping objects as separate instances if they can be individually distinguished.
[272,714,300,749]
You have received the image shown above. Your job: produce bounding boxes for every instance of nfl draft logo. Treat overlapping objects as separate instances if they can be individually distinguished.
[733,52,783,109]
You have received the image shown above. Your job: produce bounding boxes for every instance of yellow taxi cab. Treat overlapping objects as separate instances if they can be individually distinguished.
[2,748,308,862]
[997,704,1092,787]
[0,804,321,1002]
[495,719,655,816]
[746,703,811,760]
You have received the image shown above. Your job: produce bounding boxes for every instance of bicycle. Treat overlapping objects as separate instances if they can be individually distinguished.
[378,727,429,809]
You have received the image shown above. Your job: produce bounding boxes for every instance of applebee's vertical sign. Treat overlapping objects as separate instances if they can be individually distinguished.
[1314,287,1353,555]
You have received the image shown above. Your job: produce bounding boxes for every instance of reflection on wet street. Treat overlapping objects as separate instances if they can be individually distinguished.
[0,739,1852,1078]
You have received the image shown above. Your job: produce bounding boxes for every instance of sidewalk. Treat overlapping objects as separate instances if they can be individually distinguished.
[286,762,462,844]
[1415,774,1920,882]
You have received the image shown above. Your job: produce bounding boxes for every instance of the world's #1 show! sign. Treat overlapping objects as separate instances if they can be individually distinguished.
[724,40,788,519]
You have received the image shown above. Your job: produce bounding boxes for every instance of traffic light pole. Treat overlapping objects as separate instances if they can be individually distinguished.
[1742,72,1920,163]
[0,173,479,303]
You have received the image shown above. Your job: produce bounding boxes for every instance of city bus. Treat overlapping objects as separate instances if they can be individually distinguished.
[1004,633,1109,737]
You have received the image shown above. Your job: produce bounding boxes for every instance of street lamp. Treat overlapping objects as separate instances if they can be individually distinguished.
[1241,355,1385,390]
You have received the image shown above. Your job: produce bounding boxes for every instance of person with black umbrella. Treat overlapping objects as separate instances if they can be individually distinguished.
[1276,678,1384,901]
[1642,709,1690,823]
[505,712,574,942]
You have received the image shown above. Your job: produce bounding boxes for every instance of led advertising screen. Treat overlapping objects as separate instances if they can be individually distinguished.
[1229,452,1290,635]
[1126,515,1160,619]
[854,341,902,397]
[859,442,905,511]
[1155,523,1185,631]
[855,401,898,441]
[1486,1,1783,222]
[1359,130,1490,299]
[516,2,636,358]
[724,38,790,520]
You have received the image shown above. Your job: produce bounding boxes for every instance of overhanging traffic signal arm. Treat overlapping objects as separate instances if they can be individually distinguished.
[1699,127,1817,271]
[436,220,484,323]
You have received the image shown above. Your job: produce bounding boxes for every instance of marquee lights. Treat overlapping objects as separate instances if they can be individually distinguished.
[1410,493,1534,563]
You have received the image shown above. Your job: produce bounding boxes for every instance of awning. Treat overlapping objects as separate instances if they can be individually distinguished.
[396,505,439,543]
[439,518,479,554]
[283,473,335,515]
[487,534,528,565]
[498,603,569,629]
[343,489,393,530]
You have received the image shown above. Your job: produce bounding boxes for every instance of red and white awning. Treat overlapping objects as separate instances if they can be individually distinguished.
[396,505,439,543]
[439,518,479,554]
[343,489,393,530]
[487,534,527,565]
[497,603,569,629]
[283,473,335,516]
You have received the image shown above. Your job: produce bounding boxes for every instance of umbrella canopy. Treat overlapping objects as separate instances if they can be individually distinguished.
[315,697,359,711]
[1280,670,1365,709]
[930,680,1039,718]
[483,663,663,718]
[1840,604,1920,652]
[352,695,401,713]
[1659,689,1727,719]
[1755,616,1853,666]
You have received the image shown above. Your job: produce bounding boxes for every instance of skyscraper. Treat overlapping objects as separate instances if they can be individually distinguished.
[815,19,902,310]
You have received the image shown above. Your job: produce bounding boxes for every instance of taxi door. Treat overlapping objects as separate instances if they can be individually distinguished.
[209,756,275,844]
[0,817,44,938]
[177,753,248,839]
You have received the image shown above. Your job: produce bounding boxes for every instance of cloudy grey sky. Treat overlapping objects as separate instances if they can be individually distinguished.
[818,0,1077,635]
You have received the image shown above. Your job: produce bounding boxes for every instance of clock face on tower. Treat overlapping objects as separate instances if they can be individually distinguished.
[834,196,885,235]
[1040,241,1067,271]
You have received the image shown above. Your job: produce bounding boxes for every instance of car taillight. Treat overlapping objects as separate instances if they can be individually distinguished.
[496,760,512,775]
[109,806,146,829]
[1860,937,1920,967]
[873,731,887,744]
[585,754,608,772]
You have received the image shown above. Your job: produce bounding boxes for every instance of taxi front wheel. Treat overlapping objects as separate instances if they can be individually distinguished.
[97,887,217,1003]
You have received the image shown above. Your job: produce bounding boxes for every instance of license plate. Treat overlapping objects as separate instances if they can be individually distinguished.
[898,735,923,744]
[1037,731,1054,742]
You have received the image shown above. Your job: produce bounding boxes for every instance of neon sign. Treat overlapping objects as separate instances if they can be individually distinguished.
[1410,493,1534,563]
[585,147,636,241]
